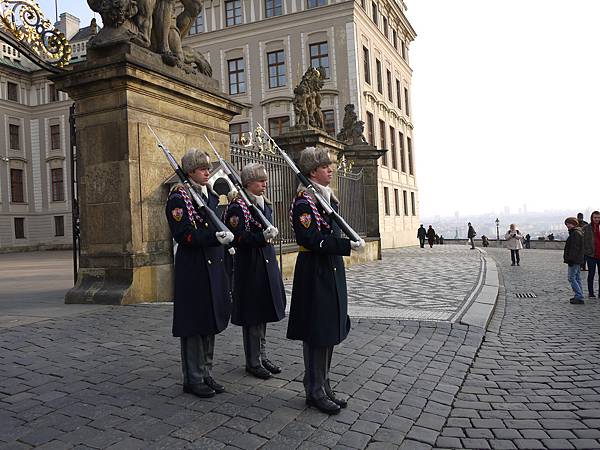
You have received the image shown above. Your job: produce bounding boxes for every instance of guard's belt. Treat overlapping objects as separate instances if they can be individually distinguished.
[298,246,310,252]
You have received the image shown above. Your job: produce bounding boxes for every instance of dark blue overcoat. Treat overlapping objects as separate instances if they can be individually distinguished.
[224,198,286,326]
[286,190,351,346]
[165,186,231,337]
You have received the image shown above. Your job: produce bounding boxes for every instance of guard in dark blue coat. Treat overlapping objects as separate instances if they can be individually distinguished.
[224,163,286,379]
[165,148,235,399]
[288,147,365,414]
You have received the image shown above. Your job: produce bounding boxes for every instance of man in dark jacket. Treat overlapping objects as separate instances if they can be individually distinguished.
[564,217,585,304]
[165,149,234,398]
[582,211,600,298]
[578,212,589,271]
[467,222,476,249]
[426,225,436,248]
[288,146,365,415]
[224,163,286,379]
[417,225,426,248]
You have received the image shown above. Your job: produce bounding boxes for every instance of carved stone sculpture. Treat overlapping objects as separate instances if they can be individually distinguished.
[86,0,212,77]
[293,67,326,130]
[337,104,367,144]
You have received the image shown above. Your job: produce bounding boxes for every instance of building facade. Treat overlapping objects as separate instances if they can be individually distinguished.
[185,0,419,248]
[0,14,96,251]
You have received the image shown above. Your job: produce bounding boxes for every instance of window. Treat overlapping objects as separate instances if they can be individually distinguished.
[268,116,290,137]
[9,124,20,150]
[49,83,59,102]
[309,42,329,79]
[366,112,374,145]
[189,13,204,34]
[383,187,390,215]
[386,69,392,101]
[379,120,387,166]
[396,79,402,109]
[267,50,286,88]
[323,110,335,136]
[51,125,61,150]
[228,58,245,94]
[389,126,397,169]
[51,168,65,202]
[371,1,378,25]
[392,29,397,49]
[14,218,25,239]
[399,131,406,172]
[54,216,64,237]
[383,16,388,38]
[265,0,282,17]
[10,168,24,203]
[7,81,18,102]
[407,136,414,175]
[401,40,407,60]
[375,59,382,93]
[229,122,249,144]
[363,46,371,84]
[361,0,365,8]
[411,192,416,215]
[404,87,410,116]
[403,190,408,215]
[225,0,242,26]
[394,189,400,215]
[307,0,326,7]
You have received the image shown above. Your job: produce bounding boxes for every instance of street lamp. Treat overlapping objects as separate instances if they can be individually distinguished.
[495,218,500,242]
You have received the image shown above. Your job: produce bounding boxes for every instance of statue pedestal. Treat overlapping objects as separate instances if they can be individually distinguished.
[340,143,386,238]
[53,44,242,304]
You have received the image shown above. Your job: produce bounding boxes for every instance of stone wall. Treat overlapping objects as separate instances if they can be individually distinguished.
[443,239,566,251]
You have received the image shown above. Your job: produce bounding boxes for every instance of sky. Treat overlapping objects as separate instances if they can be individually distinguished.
[38,1,600,218]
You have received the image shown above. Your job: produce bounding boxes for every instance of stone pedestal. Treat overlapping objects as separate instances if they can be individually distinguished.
[340,143,387,238]
[52,43,242,304]
[274,127,346,192]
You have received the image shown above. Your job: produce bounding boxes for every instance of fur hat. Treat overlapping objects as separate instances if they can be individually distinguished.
[241,163,268,186]
[565,217,579,227]
[298,146,333,176]
[181,148,211,173]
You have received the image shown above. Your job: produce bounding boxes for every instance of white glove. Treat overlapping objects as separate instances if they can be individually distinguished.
[263,226,279,240]
[216,231,234,245]
[350,238,366,252]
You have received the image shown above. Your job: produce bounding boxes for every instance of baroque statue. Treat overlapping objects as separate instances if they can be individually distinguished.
[337,104,367,145]
[293,66,326,130]
[86,0,212,76]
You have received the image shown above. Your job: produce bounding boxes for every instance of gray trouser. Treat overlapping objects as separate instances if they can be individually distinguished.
[180,334,214,385]
[303,342,334,398]
[242,323,267,368]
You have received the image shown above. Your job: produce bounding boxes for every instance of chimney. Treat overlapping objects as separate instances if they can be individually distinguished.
[55,12,81,40]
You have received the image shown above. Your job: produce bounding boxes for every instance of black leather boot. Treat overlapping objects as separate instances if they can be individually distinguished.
[183,383,215,398]
[203,376,225,393]
[325,384,348,409]
[306,395,341,414]
[262,359,282,374]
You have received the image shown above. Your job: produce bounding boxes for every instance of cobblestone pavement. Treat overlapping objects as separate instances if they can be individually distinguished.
[437,248,600,450]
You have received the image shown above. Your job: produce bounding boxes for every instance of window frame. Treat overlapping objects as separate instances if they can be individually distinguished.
[10,168,24,203]
[54,216,65,237]
[309,41,330,79]
[265,0,282,17]
[407,136,414,175]
[227,58,246,95]
[267,49,286,88]
[322,109,335,136]
[51,167,65,202]
[7,81,18,102]
[383,186,390,216]
[14,217,25,239]
[394,188,400,216]
[268,116,290,137]
[9,124,20,150]
[379,119,387,166]
[403,190,408,216]
[50,124,61,150]
[363,46,371,85]
[229,122,249,144]
[366,112,374,146]
[389,125,397,169]
[225,0,243,27]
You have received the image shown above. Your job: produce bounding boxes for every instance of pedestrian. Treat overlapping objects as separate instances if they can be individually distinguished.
[578,213,588,271]
[224,163,287,379]
[582,211,600,298]
[482,235,489,247]
[417,224,426,248]
[287,146,365,415]
[524,233,531,249]
[165,148,234,398]
[504,224,524,266]
[564,217,585,304]
[439,235,444,245]
[434,234,440,245]
[467,222,476,249]
[426,225,436,248]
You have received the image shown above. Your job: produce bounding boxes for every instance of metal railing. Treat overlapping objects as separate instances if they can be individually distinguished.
[229,144,367,245]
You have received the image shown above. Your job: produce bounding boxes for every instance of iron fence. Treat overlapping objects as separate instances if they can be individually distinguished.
[229,144,367,244]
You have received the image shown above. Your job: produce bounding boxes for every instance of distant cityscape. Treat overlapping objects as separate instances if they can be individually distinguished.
[421,206,596,242]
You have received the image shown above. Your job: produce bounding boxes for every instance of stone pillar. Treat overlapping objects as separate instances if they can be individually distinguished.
[52,43,242,304]
[341,143,387,238]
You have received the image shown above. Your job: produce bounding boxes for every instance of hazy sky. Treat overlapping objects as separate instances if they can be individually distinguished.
[40,1,599,217]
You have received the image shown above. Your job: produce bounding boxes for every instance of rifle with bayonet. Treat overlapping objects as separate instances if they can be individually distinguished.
[147,124,235,255]
[204,135,274,230]
[255,123,362,243]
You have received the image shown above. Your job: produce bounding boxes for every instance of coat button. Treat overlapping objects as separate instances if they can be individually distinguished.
[265,259,269,263]
[207,259,212,264]
[334,267,337,271]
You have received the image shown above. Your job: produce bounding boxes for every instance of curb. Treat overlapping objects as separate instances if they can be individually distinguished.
[458,249,499,329]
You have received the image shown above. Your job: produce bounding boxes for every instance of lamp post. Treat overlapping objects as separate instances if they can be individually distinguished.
[495,218,500,242]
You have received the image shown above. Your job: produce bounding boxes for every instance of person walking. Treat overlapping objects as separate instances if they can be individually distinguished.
[564,217,585,304]
[524,233,531,249]
[504,224,524,266]
[165,149,234,398]
[582,211,600,298]
[287,146,365,415]
[426,225,436,248]
[417,225,426,248]
[578,213,589,271]
[467,222,476,249]
[224,163,287,379]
